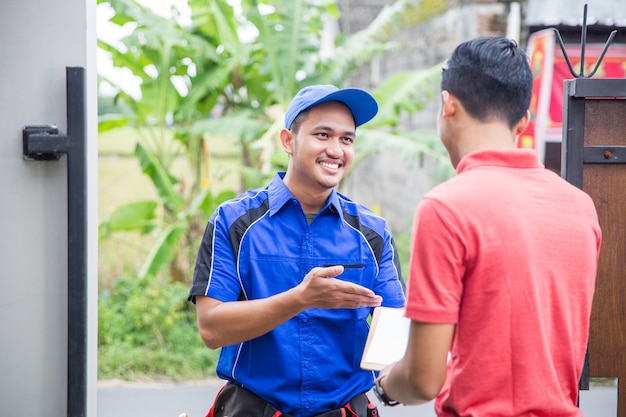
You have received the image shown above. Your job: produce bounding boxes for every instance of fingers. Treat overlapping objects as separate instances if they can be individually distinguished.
[304,266,383,309]
[314,264,344,277]
[344,294,383,309]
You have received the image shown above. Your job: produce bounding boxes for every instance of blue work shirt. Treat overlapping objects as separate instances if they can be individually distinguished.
[189,172,406,417]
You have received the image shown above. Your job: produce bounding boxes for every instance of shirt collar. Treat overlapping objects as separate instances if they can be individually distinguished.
[456,148,543,174]
[268,172,343,219]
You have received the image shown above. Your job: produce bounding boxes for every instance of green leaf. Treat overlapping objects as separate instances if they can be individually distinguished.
[174,64,233,122]
[316,0,446,85]
[241,165,270,189]
[182,112,268,143]
[189,0,241,52]
[135,142,185,211]
[370,63,443,127]
[98,200,158,239]
[138,221,187,279]
[98,113,131,132]
[181,186,237,219]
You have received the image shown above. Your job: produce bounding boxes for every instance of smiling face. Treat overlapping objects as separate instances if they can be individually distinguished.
[280,101,356,207]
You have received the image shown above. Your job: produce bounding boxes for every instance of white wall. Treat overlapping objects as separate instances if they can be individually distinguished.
[0,1,98,416]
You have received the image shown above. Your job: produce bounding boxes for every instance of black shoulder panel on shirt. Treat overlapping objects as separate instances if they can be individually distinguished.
[228,199,271,265]
[341,210,384,268]
[199,222,215,265]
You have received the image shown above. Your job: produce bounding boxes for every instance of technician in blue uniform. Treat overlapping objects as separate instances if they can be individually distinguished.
[189,84,406,417]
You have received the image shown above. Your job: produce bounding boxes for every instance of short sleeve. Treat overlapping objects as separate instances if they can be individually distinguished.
[405,197,465,324]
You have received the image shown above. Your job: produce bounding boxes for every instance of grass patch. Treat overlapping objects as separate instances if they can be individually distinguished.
[98,275,219,382]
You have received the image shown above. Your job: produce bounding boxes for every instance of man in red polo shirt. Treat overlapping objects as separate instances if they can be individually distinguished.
[375,37,601,417]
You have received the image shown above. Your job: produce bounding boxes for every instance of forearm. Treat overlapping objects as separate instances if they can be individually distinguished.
[380,360,435,405]
[378,321,453,405]
[196,288,306,348]
[196,265,382,348]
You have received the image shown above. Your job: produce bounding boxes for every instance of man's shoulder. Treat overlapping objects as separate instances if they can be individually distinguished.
[216,187,271,217]
[422,175,468,202]
[336,192,371,213]
[335,192,389,228]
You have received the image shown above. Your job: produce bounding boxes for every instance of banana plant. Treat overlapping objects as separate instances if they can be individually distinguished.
[98,140,236,281]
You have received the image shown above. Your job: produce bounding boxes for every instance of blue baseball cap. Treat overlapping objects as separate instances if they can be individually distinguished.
[284,85,378,129]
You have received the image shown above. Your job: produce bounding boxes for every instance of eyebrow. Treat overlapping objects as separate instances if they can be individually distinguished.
[313,125,356,137]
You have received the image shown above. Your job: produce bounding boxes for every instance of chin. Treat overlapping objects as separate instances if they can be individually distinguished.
[316,169,345,186]
[319,181,339,189]
[317,176,342,189]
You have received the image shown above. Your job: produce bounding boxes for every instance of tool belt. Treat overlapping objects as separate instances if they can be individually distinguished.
[206,382,380,417]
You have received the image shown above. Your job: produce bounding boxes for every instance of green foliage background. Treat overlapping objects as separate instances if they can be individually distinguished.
[98,276,217,381]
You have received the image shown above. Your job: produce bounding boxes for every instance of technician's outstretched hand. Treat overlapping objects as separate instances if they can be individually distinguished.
[296,265,382,309]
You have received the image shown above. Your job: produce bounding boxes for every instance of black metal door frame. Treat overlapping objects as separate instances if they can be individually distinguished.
[22,67,87,417]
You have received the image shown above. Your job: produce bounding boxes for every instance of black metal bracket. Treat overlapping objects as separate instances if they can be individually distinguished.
[553,3,617,79]
[22,125,70,160]
[22,67,87,417]
[584,146,626,164]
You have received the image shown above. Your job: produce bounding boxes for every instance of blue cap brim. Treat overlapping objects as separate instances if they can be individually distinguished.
[285,86,378,129]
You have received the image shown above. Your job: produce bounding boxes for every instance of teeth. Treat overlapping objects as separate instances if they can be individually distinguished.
[321,162,340,169]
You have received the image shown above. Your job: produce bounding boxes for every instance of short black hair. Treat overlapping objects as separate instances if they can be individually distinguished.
[441,37,532,129]
[289,109,311,134]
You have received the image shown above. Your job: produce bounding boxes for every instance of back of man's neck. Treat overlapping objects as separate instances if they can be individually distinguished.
[455,123,517,161]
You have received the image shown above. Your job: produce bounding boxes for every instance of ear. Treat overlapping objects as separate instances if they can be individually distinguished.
[513,110,531,136]
[280,128,294,155]
[441,90,457,120]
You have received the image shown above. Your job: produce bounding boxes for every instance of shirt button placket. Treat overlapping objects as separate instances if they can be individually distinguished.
[301,313,314,414]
